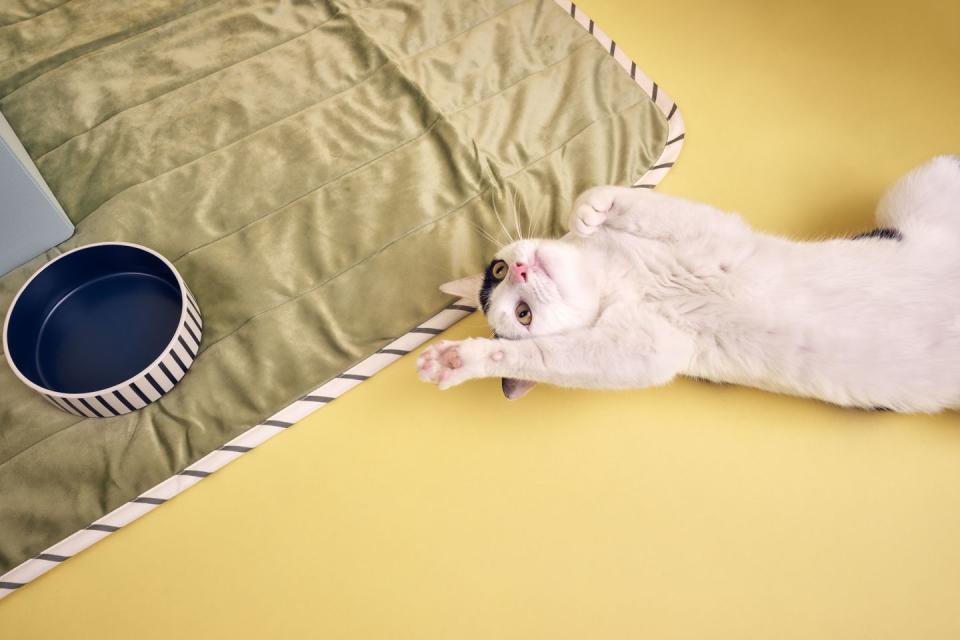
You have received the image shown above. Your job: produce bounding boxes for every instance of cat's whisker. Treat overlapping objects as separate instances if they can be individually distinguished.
[470,222,505,249]
[525,195,538,239]
[489,192,515,244]
[511,183,524,242]
[479,230,505,249]
[527,192,550,239]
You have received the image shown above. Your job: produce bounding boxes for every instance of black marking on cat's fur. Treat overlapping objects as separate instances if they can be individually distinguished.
[690,376,729,386]
[853,227,902,241]
[478,260,503,313]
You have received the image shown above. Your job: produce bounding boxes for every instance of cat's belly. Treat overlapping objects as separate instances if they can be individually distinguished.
[686,237,960,411]
[686,318,960,412]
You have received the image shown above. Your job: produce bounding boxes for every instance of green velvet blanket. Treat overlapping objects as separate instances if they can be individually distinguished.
[0,0,667,573]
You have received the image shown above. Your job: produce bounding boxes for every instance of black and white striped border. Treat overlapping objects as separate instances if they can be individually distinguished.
[0,1,684,599]
[0,300,479,597]
[561,0,685,189]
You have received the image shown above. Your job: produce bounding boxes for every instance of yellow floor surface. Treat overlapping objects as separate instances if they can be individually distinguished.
[3,1,960,638]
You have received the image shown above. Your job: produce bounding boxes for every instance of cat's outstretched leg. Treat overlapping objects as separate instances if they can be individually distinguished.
[876,155,960,239]
[417,307,694,391]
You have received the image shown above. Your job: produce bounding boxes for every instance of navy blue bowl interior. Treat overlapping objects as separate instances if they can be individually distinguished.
[6,245,183,394]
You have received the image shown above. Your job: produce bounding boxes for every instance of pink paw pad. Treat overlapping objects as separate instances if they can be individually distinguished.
[490,351,504,361]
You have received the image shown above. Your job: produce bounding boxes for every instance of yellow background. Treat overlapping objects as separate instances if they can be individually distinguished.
[3,0,959,637]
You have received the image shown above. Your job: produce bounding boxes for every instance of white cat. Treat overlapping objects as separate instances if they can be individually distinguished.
[417,156,960,413]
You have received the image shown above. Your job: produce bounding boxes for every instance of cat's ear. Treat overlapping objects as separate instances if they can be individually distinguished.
[439,273,484,307]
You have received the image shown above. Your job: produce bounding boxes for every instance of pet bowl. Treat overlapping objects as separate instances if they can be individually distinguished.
[3,242,202,417]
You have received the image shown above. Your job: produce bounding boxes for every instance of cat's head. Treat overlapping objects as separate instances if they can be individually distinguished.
[440,238,600,398]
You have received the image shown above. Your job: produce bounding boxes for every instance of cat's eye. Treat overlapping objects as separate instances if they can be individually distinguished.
[515,301,532,326]
[491,259,509,281]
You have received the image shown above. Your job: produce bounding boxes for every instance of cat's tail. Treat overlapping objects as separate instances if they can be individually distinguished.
[876,155,960,237]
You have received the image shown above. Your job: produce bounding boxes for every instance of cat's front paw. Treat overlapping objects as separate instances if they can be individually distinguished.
[569,186,618,237]
[416,340,462,385]
[416,338,500,390]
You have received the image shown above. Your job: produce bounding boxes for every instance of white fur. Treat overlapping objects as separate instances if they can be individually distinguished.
[418,156,960,413]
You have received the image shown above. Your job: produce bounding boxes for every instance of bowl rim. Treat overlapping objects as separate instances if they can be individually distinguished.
[2,241,193,399]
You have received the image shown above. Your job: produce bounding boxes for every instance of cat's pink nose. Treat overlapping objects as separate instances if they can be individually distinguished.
[510,262,528,283]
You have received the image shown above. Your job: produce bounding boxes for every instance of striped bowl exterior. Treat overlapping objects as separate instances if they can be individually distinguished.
[40,288,202,417]
[5,243,202,418]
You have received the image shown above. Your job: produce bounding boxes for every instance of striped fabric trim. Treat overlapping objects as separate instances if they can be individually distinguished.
[0,2,684,600]
[0,300,479,598]
[560,0,686,189]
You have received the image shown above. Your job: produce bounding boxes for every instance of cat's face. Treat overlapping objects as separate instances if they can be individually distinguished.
[478,239,600,339]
